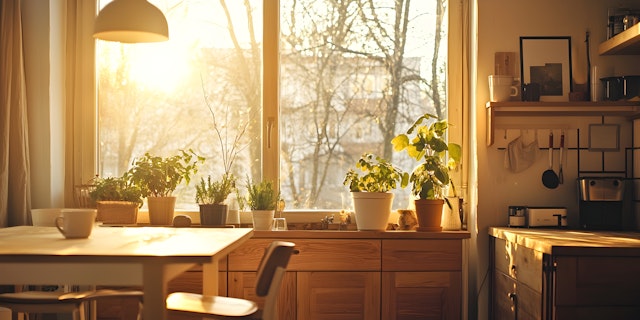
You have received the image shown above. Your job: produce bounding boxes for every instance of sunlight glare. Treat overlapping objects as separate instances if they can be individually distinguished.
[128,42,190,93]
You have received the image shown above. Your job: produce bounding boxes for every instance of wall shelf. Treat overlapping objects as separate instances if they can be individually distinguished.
[486,101,640,146]
[599,23,640,55]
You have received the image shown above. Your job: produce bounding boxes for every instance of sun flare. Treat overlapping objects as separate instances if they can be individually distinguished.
[127,42,191,92]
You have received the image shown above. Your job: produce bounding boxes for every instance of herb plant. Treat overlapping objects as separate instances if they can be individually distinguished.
[343,153,408,193]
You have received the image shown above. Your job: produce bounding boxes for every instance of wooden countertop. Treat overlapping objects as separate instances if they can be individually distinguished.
[252,230,470,239]
[489,227,640,256]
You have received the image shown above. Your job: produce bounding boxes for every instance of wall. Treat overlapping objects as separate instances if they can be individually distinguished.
[475,0,640,319]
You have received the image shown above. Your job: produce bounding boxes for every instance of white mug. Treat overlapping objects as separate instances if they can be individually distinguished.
[489,75,519,102]
[55,209,97,239]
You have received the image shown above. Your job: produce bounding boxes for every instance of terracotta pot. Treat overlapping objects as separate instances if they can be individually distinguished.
[351,192,394,231]
[147,196,176,225]
[199,204,228,226]
[414,198,444,232]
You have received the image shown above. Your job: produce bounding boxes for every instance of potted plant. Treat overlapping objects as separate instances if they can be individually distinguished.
[391,113,462,231]
[343,153,409,231]
[90,176,143,224]
[245,178,279,230]
[126,150,205,225]
[195,173,236,226]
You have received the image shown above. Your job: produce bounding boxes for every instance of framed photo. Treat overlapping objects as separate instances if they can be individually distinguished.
[520,36,572,102]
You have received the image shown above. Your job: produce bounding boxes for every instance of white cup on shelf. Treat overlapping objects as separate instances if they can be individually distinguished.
[489,75,519,102]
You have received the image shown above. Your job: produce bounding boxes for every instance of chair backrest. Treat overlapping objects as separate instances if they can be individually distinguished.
[255,241,296,297]
[254,241,296,320]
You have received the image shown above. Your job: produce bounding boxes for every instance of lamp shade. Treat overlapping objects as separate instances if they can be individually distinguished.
[94,0,169,43]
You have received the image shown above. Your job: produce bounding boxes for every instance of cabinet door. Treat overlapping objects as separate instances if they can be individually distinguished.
[382,271,461,320]
[555,256,640,319]
[227,271,297,320]
[297,271,380,320]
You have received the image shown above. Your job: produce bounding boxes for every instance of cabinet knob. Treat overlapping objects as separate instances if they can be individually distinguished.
[511,264,517,276]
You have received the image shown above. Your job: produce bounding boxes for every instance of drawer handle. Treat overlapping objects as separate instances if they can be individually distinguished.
[509,292,519,320]
[511,264,517,276]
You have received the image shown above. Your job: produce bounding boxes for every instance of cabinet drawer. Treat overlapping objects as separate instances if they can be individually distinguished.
[229,239,381,271]
[494,271,542,320]
[493,237,542,292]
[382,239,461,271]
[494,237,515,276]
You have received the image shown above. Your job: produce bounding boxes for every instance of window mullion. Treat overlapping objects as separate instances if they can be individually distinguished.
[262,0,279,187]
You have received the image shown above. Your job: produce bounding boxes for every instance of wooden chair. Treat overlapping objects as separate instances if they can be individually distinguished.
[0,288,143,320]
[166,241,298,320]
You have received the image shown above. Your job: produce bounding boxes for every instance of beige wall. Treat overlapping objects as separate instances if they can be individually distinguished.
[22,0,67,209]
[474,0,640,318]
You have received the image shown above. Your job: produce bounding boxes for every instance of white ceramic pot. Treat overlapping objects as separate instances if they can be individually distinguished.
[251,210,275,230]
[351,192,394,231]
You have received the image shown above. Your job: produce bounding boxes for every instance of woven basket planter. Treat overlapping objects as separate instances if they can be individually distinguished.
[96,201,139,224]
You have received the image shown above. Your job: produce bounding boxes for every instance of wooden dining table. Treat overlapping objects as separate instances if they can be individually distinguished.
[0,225,254,320]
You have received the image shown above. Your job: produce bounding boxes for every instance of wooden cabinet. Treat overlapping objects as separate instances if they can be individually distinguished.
[226,233,467,320]
[490,228,640,320]
[100,231,469,320]
[491,237,547,320]
[381,239,463,320]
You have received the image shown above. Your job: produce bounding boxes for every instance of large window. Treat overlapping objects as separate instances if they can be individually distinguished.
[96,0,451,211]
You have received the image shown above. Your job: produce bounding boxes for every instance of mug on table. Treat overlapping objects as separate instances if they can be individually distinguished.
[55,209,97,239]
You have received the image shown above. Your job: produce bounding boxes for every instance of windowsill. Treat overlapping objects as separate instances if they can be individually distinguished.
[135,209,405,225]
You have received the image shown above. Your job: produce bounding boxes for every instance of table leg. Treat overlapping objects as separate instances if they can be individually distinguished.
[202,258,220,295]
[142,263,168,320]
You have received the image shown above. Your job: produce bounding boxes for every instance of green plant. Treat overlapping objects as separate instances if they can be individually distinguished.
[391,113,462,201]
[343,153,409,193]
[126,149,205,198]
[246,178,279,210]
[89,176,143,208]
[195,173,236,205]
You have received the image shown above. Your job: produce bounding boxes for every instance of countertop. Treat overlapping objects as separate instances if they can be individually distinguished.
[489,227,640,256]
[251,229,470,239]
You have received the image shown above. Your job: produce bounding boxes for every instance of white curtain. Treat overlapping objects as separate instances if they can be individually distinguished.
[0,0,31,227]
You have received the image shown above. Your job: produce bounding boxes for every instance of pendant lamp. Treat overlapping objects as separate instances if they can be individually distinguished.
[94,0,169,43]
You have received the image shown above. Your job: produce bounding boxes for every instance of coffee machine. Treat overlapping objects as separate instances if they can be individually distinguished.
[577,177,627,230]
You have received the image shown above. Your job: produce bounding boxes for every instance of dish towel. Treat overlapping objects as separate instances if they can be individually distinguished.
[504,133,539,173]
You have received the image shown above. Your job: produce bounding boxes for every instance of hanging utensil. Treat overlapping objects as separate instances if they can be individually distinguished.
[586,31,592,101]
[542,131,559,189]
[559,131,564,184]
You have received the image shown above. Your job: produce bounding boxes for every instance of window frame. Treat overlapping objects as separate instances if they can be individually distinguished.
[82,0,466,209]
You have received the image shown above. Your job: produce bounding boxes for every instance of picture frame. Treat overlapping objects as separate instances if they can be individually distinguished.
[520,36,572,102]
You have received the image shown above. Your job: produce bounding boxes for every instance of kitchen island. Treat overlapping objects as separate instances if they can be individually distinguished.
[161,230,469,320]
[489,227,640,320]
